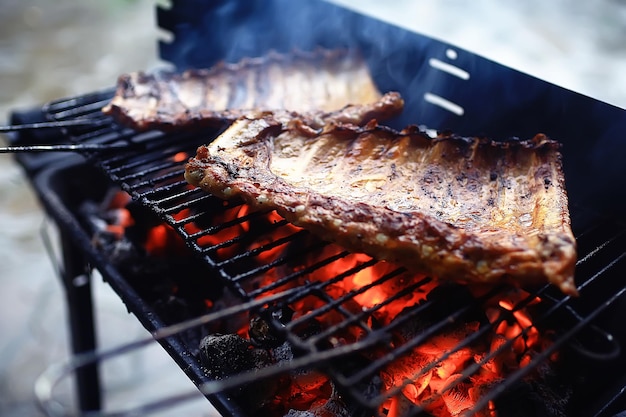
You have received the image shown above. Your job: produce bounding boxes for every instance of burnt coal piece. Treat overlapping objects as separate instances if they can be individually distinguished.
[198,312,358,417]
[199,333,277,412]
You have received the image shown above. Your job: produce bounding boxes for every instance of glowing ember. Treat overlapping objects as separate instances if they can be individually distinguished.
[103,193,561,417]
[103,191,134,237]
[172,151,188,163]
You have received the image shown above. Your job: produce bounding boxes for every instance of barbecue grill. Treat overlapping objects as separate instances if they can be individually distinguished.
[5,1,626,416]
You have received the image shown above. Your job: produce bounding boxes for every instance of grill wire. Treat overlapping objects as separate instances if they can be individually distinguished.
[34,90,626,417]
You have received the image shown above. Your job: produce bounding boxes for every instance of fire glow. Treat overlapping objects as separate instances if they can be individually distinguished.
[101,187,558,417]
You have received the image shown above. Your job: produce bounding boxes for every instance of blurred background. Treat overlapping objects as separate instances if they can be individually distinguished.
[0,1,624,416]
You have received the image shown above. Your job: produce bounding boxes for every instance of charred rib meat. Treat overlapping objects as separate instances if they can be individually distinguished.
[102,49,399,131]
[185,115,577,295]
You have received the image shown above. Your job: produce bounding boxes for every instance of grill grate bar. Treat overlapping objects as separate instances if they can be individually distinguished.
[301,272,429,348]
[411,322,535,416]
[194,233,249,255]
[50,102,112,122]
[578,255,626,295]
[357,321,498,413]
[468,252,626,416]
[230,239,329,285]
[162,193,219,222]
[43,89,114,119]
[189,210,285,245]
[184,212,267,242]
[285,258,379,305]
[131,182,199,215]
[97,138,192,172]
[245,246,347,299]
[126,177,189,202]
[107,158,184,183]
[195,219,287,254]
[340,282,559,412]
[576,228,626,267]
[213,228,308,268]
[287,265,409,331]
[306,287,378,343]
[340,285,504,387]
[96,131,165,165]
[36,89,626,416]
[72,127,136,146]
[330,258,620,413]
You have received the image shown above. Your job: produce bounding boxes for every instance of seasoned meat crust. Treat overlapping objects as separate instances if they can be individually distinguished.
[185,114,578,295]
[102,49,398,131]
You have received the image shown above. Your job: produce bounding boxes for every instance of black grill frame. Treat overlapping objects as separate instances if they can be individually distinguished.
[7,0,626,415]
[24,85,626,416]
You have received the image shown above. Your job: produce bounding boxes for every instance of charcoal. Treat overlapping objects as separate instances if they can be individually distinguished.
[198,333,278,412]
[283,391,351,417]
[250,315,284,348]
[199,333,270,377]
[489,382,567,417]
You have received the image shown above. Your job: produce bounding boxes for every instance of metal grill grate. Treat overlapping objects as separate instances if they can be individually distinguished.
[35,90,626,416]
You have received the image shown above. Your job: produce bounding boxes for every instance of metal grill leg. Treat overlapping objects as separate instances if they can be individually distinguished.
[60,231,102,412]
